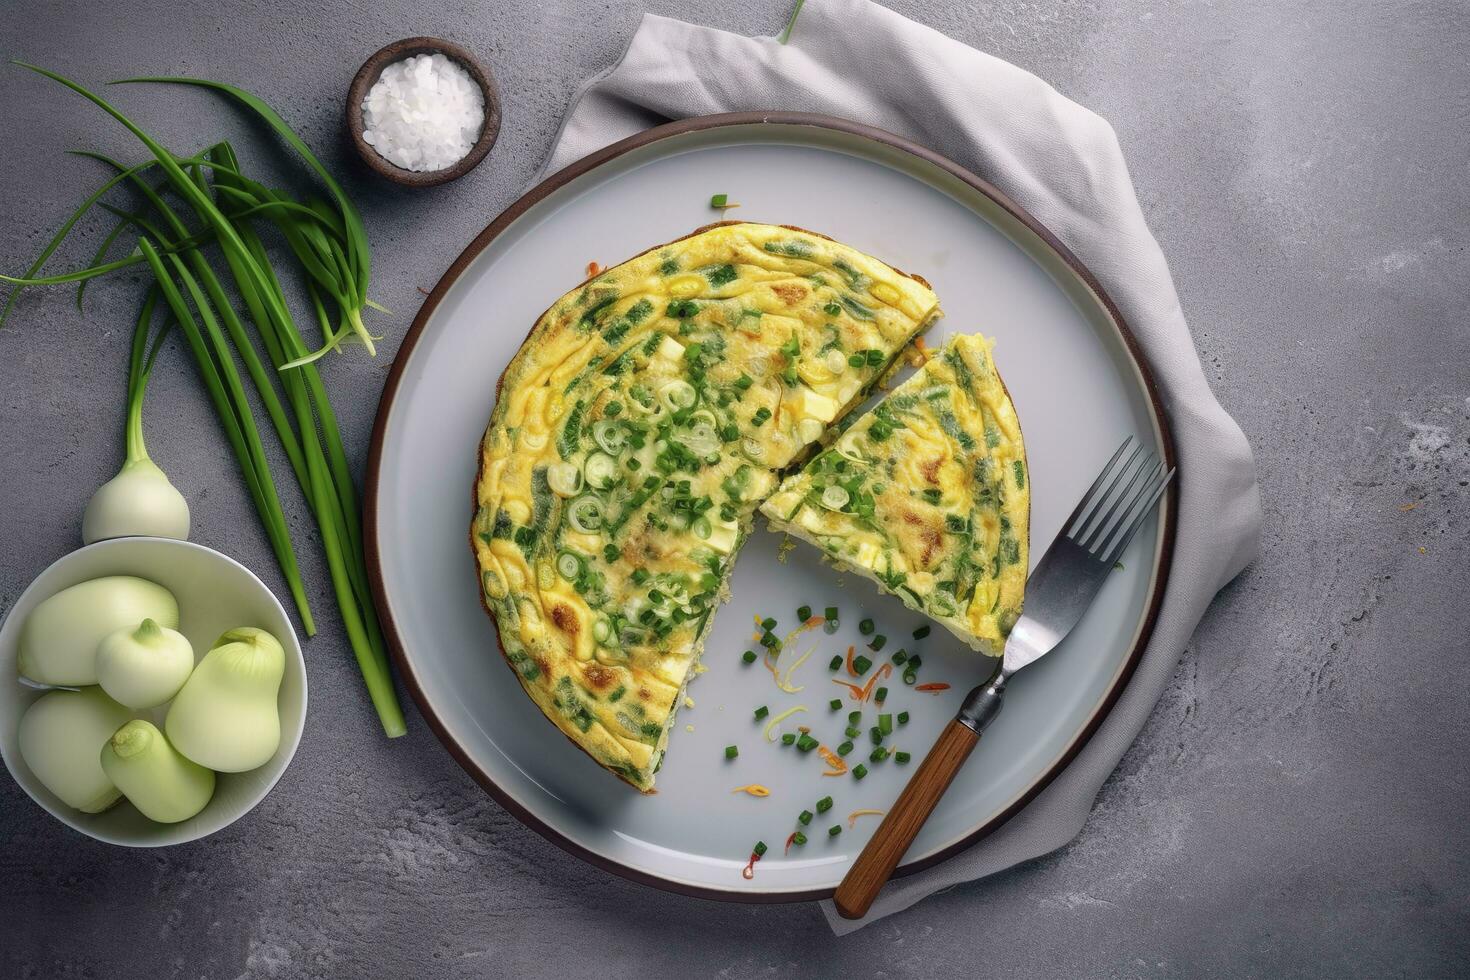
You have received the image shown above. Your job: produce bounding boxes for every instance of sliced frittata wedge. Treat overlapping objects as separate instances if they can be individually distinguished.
[472,222,940,790]
[760,334,1028,654]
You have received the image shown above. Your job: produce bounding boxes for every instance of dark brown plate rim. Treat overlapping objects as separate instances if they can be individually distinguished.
[364,112,1180,905]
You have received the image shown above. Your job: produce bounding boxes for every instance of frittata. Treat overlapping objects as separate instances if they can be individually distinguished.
[760,334,1029,654]
[471,222,941,790]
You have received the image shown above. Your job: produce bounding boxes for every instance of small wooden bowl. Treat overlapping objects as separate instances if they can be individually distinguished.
[346,36,502,188]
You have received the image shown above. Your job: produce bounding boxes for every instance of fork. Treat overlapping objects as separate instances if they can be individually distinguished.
[833,436,1176,919]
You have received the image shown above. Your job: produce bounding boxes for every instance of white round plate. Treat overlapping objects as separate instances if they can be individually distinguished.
[367,115,1175,900]
[0,537,308,846]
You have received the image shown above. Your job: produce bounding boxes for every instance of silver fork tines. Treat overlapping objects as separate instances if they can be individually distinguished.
[997,436,1176,678]
[1066,436,1175,566]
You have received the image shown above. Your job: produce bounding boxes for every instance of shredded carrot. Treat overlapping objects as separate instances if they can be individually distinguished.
[731,784,771,797]
[787,618,823,642]
[848,809,886,829]
[915,682,951,693]
[857,663,893,702]
[742,851,761,879]
[784,832,799,855]
[797,725,810,734]
[585,261,602,277]
[818,745,848,776]
[831,678,866,700]
[845,645,858,677]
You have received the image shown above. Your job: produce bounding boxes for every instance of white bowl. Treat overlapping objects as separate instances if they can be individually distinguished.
[0,537,307,846]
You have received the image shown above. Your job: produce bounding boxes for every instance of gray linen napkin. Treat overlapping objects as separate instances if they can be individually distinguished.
[540,0,1263,933]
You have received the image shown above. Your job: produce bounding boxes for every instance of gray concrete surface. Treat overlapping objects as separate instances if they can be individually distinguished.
[2,1,1467,976]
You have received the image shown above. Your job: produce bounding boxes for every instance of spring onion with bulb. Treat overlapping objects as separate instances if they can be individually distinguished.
[0,64,404,737]
[82,287,191,544]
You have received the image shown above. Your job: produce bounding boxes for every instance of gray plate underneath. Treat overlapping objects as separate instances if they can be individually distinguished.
[367,118,1173,899]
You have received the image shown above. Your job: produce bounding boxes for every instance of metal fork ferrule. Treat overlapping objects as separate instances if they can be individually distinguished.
[957,671,1008,734]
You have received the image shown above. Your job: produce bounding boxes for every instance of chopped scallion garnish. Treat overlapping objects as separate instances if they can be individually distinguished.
[870,746,888,763]
[903,670,917,685]
[828,824,843,837]
[829,698,842,710]
[797,604,812,621]
[760,616,777,631]
[892,649,908,665]
[724,745,739,759]
[828,655,843,670]
[816,795,833,813]
[845,726,861,739]
[742,650,757,664]
[878,713,893,735]
[897,711,910,725]
[869,634,887,652]
[852,764,868,780]
[875,686,888,703]
[754,705,769,720]
[913,624,931,639]
[792,831,807,845]
[754,840,768,856]
[858,618,875,635]
[798,809,813,825]
[848,711,862,724]
[870,727,883,745]
[781,733,797,746]
[796,733,819,752]
[710,193,729,208]
[895,751,912,764]
[852,655,873,675]
[837,740,854,756]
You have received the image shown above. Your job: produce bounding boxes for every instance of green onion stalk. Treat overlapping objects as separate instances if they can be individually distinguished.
[0,63,404,737]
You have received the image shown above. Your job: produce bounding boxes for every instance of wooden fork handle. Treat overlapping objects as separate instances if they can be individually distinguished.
[833,718,980,919]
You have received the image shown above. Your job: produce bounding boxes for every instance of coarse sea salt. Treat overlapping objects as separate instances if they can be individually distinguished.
[361,52,485,173]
